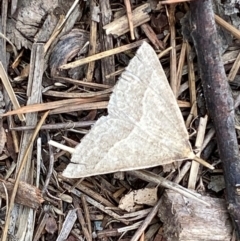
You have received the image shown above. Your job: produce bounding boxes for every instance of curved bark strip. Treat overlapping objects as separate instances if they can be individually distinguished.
[189,0,240,236]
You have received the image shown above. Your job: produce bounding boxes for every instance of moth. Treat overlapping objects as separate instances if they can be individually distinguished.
[61,42,213,178]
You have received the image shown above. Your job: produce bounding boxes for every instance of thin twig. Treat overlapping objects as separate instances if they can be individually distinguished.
[124,0,135,40]
[60,39,149,69]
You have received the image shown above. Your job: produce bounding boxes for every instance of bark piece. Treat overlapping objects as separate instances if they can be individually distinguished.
[99,0,115,85]
[158,190,233,241]
[0,178,43,209]
[7,0,58,49]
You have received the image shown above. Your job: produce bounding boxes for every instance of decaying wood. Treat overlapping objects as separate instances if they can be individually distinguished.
[7,0,58,49]
[99,0,115,85]
[0,178,43,209]
[158,190,233,241]
[189,0,240,236]
[103,3,151,37]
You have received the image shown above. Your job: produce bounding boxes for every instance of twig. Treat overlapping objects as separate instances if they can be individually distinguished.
[60,39,149,69]
[176,41,187,94]
[168,4,178,96]
[228,51,240,81]
[48,140,75,154]
[130,199,162,241]
[42,132,55,194]
[10,120,95,131]
[86,0,98,82]
[141,23,164,50]
[124,0,135,40]
[80,194,92,240]
[190,0,240,235]
[36,138,41,188]
[73,195,92,241]
[129,170,210,206]
[186,41,197,117]
[63,182,129,225]
[215,14,240,40]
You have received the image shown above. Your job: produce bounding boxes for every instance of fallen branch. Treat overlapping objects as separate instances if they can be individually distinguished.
[189,0,240,236]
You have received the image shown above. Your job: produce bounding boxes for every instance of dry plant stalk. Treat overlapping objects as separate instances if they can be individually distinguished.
[60,38,149,69]
[86,0,98,82]
[186,41,197,117]
[176,41,187,93]
[215,14,240,40]
[228,51,240,81]
[168,4,178,96]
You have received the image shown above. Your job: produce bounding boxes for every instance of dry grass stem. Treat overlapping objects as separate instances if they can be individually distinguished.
[168,5,178,96]
[60,39,149,69]
[215,14,240,40]
[186,41,198,117]
[228,51,240,81]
